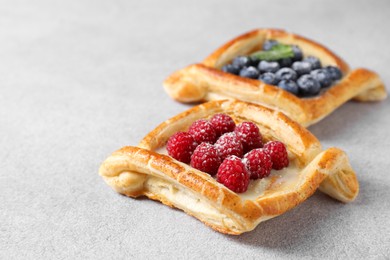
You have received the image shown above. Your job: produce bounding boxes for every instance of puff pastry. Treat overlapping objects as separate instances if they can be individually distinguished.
[99,100,359,235]
[163,29,387,127]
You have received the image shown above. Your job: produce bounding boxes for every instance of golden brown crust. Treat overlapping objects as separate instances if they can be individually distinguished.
[164,28,387,126]
[99,100,359,234]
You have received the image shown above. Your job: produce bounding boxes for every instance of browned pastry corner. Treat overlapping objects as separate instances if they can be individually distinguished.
[163,29,387,127]
[99,100,359,235]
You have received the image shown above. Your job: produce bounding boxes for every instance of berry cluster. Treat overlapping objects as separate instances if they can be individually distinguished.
[221,40,343,97]
[166,114,289,193]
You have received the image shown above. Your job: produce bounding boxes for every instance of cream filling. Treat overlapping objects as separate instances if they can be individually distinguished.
[240,164,299,200]
[155,146,168,155]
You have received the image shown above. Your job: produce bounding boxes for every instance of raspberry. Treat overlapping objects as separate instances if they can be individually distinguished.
[188,119,217,144]
[217,156,250,193]
[264,141,289,170]
[243,148,273,179]
[190,143,221,175]
[210,113,236,137]
[214,132,243,160]
[234,122,263,153]
[167,132,198,164]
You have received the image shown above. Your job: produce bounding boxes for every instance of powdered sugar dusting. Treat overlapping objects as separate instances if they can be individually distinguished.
[215,132,243,160]
[188,119,217,144]
[234,121,263,153]
[210,113,236,137]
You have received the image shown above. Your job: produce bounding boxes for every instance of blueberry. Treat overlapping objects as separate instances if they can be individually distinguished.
[278,80,299,95]
[326,66,342,81]
[297,75,321,96]
[311,69,332,88]
[258,61,280,73]
[259,72,279,85]
[221,64,240,75]
[232,56,252,68]
[291,45,303,61]
[263,40,279,51]
[304,56,322,70]
[239,66,260,79]
[278,58,293,68]
[292,61,312,76]
[275,68,298,81]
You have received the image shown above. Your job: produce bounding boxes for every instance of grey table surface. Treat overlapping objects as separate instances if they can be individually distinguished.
[1,0,390,259]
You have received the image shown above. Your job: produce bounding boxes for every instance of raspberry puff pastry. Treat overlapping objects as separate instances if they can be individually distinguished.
[163,29,387,127]
[99,100,359,235]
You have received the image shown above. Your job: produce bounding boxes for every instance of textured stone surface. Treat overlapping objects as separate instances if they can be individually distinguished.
[1,0,389,258]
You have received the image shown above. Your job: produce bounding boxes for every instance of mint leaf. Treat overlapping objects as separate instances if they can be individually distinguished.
[250,44,294,61]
